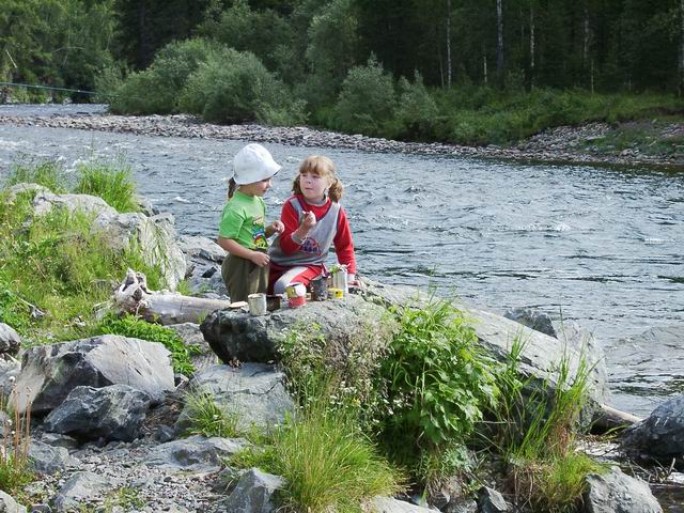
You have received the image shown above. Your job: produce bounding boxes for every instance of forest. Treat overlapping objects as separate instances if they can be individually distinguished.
[1,0,683,145]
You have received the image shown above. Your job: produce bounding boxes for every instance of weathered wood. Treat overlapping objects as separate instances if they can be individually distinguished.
[113,269,232,325]
[593,403,642,433]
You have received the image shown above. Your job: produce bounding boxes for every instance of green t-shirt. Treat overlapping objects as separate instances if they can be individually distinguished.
[218,191,268,250]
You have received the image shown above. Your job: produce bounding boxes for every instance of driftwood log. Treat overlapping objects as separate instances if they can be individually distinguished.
[112,269,232,325]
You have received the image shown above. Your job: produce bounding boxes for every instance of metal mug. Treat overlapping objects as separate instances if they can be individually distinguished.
[247,293,267,316]
[330,265,348,294]
[311,276,328,301]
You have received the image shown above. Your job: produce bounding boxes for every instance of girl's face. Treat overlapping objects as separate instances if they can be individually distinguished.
[299,170,331,202]
[240,177,273,197]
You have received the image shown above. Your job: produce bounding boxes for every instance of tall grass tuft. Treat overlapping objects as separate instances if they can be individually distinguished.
[181,390,238,438]
[6,160,68,193]
[272,403,404,513]
[484,336,607,512]
[74,159,140,213]
[0,379,34,496]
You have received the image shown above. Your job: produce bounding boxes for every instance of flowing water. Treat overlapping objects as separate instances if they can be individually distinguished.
[0,105,683,419]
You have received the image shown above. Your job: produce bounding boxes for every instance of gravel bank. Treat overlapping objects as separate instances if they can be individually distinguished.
[1,111,681,170]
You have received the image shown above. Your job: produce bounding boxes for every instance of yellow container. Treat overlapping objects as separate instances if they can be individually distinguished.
[329,287,344,299]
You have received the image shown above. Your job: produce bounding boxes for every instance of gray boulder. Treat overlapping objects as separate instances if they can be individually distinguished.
[504,307,557,338]
[583,467,662,513]
[621,394,684,466]
[144,434,247,470]
[200,293,396,365]
[28,439,80,475]
[0,490,26,513]
[367,497,435,512]
[0,323,21,357]
[43,384,152,442]
[176,363,294,434]
[218,468,284,513]
[10,335,174,415]
[51,470,120,513]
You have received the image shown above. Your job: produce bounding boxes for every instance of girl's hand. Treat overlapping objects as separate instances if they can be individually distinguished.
[250,251,270,267]
[269,220,285,235]
[301,211,317,230]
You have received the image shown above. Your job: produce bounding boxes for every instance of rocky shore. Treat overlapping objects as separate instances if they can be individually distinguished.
[0,109,682,169]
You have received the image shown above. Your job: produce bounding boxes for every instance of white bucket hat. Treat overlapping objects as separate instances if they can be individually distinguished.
[231,143,281,185]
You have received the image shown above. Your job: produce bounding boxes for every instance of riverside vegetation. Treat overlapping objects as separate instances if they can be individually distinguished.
[0,159,622,513]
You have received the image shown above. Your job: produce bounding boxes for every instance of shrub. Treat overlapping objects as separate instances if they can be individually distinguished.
[332,56,397,137]
[179,48,305,125]
[110,38,223,115]
[393,73,439,141]
[377,299,498,483]
[73,159,140,213]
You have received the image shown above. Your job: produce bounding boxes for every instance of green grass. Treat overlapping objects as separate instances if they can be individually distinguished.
[5,160,68,193]
[73,159,141,213]
[181,390,239,438]
[0,161,164,345]
[482,336,607,513]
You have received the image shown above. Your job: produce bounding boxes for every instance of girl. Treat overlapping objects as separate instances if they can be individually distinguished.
[269,155,356,296]
[218,143,284,302]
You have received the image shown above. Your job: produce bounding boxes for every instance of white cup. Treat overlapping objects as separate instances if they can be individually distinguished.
[247,293,267,316]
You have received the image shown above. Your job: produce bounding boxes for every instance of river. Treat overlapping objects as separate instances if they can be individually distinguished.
[0,104,682,418]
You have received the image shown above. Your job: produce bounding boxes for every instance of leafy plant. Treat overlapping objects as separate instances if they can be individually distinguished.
[378,299,498,483]
[73,159,140,213]
[182,390,238,438]
[92,314,196,376]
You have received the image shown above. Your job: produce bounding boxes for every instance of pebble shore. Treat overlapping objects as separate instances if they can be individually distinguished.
[0,111,681,169]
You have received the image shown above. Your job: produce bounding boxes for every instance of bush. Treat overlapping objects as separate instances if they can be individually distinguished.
[378,299,498,483]
[393,73,439,141]
[332,56,397,137]
[179,48,306,125]
[110,38,223,115]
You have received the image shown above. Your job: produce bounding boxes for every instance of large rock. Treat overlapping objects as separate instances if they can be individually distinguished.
[0,323,21,357]
[583,467,662,513]
[43,384,152,442]
[10,335,174,415]
[218,468,284,513]
[175,363,294,434]
[620,394,684,466]
[200,293,396,365]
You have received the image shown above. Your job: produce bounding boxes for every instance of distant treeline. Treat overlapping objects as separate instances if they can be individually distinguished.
[2,0,683,144]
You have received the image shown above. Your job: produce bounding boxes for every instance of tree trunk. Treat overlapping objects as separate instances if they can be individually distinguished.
[496,0,504,85]
[529,5,535,91]
[446,0,452,88]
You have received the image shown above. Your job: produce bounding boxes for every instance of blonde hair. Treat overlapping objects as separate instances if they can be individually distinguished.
[292,155,344,202]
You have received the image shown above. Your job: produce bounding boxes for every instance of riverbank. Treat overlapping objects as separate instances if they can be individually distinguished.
[0,106,682,170]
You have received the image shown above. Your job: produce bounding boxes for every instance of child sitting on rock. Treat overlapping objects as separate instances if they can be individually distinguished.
[268,155,356,297]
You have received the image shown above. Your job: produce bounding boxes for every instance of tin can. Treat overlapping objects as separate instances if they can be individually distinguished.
[288,295,306,308]
[330,265,348,294]
[329,287,344,299]
[310,276,328,301]
[247,293,267,316]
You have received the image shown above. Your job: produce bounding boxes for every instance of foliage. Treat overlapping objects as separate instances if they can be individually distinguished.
[0,163,164,343]
[73,159,140,213]
[377,299,498,484]
[483,337,607,513]
[178,47,306,125]
[181,390,238,438]
[109,38,224,115]
[6,160,68,193]
[271,404,403,513]
[332,56,397,136]
[392,72,440,141]
[92,314,195,376]
[0,381,34,496]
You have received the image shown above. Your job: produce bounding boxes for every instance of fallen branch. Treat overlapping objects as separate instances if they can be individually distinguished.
[112,269,232,325]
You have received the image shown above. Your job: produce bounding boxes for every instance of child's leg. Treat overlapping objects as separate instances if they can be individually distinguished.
[222,255,267,302]
[272,266,322,295]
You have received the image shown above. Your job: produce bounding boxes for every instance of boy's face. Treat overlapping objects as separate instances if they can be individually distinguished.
[241,177,273,197]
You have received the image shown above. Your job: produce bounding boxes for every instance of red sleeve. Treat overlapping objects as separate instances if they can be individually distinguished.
[277,198,302,254]
[333,207,356,274]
